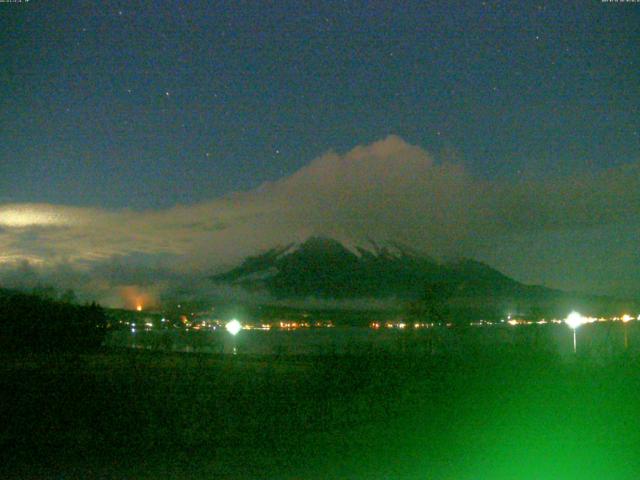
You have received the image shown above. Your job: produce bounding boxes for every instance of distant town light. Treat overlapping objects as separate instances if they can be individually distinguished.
[136,305,142,312]
[621,314,632,323]
[226,319,242,336]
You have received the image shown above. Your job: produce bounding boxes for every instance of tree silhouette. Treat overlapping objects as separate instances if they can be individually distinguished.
[0,289,107,352]
[59,289,78,304]
[407,282,453,326]
[404,282,454,354]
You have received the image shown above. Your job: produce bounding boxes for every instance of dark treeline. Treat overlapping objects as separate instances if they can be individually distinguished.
[0,289,106,352]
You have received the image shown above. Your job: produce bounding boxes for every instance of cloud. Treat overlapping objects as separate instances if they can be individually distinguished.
[0,135,639,303]
[0,204,80,228]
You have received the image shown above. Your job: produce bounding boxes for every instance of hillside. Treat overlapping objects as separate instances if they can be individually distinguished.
[210,237,639,320]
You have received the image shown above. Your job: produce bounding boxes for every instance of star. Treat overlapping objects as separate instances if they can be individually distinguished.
[165,91,170,97]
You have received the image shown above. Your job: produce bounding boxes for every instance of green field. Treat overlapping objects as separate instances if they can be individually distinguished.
[1,346,639,479]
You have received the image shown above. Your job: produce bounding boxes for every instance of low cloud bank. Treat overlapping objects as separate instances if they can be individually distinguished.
[1,136,638,305]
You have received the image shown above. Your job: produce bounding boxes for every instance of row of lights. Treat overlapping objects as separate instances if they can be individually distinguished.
[141,312,637,355]
[565,311,637,353]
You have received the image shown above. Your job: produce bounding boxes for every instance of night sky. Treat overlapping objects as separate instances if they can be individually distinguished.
[1,1,639,304]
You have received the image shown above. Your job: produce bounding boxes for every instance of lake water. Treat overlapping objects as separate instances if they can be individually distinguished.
[105,321,639,359]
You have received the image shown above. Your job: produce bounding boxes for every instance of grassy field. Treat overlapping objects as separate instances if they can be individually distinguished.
[1,344,639,479]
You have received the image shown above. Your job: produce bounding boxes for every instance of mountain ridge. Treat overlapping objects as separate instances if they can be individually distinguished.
[210,236,560,302]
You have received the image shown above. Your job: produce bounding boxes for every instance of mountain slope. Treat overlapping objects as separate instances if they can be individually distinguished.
[210,236,556,301]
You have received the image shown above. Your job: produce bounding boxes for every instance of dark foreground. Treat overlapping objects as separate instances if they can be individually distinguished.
[1,345,639,479]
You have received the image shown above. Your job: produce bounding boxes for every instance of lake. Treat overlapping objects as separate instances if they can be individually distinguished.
[105,321,639,359]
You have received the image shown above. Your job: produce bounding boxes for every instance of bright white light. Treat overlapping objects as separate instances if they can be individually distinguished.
[565,311,585,330]
[621,314,632,323]
[226,319,242,336]
[0,205,75,228]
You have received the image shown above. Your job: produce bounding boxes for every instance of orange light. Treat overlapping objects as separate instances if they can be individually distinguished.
[136,305,142,312]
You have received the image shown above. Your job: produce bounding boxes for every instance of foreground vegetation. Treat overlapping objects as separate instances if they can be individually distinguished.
[0,288,106,353]
[1,344,639,479]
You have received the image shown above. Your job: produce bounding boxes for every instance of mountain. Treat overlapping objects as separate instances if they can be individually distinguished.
[210,237,639,321]
[211,236,561,303]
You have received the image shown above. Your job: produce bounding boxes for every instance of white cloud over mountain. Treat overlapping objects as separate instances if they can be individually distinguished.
[1,135,639,305]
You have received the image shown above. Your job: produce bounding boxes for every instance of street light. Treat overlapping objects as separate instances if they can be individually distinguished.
[622,314,632,350]
[565,311,584,354]
[226,319,242,354]
[226,319,242,336]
